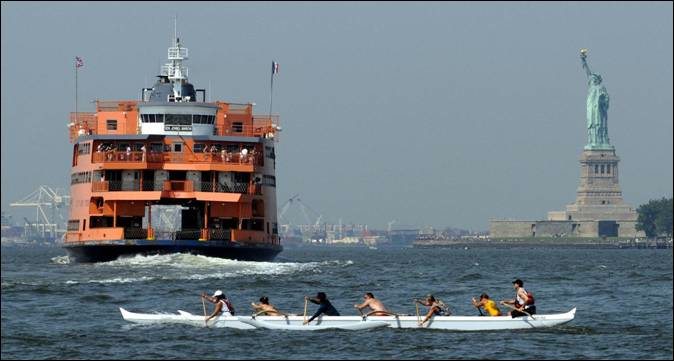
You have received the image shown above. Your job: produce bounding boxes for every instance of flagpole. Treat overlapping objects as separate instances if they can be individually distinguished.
[269,63,274,120]
[75,59,78,128]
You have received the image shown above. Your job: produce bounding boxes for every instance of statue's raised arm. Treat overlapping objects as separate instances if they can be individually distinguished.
[580,48,592,78]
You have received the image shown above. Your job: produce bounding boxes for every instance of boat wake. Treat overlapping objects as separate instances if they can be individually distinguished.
[50,255,72,265]
[61,254,354,285]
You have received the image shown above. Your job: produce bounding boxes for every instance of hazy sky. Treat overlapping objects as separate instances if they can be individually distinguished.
[2,2,672,230]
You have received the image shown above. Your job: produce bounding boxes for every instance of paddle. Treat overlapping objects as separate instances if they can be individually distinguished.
[472,297,484,316]
[365,310,401,317]
[475,305,484,316]
[303,298,308,324]
[500,302,536,319]
[414,299,421,325]
[202,295,209,326]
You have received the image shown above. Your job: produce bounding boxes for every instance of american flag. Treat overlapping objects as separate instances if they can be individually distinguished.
[75,56,84,68]
[272,61,279,75]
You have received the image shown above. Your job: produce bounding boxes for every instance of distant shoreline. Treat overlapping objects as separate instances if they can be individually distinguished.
[412,238,673,249]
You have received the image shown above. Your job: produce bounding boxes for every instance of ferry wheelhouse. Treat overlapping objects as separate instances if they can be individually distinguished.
[64,36,282,262]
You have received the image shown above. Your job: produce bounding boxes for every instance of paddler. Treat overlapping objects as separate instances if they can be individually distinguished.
[414,294,450,326]
[303,292,340,324]
[471,293,502,316]
[251,296,285,316]
[201,290,235,323]
[500,279,536,317]
[354,292,392,316]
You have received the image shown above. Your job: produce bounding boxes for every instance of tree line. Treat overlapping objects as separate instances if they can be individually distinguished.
[636,197,673,238]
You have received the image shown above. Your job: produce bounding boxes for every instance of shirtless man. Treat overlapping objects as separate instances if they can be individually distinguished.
[354,292,391,316]
[250,296,285,316]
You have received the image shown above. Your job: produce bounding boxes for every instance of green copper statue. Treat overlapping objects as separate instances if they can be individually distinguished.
[580,49,613,150]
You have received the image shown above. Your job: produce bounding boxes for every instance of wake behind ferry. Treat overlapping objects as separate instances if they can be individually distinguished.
[64,34,282,262]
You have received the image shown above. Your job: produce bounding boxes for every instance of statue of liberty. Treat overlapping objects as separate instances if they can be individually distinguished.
[580,49,612,150]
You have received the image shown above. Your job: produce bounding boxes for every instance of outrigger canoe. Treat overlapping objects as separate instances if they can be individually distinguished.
[120,307,576,331]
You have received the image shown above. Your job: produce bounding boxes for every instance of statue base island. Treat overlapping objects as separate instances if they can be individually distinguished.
[490,49,642,239]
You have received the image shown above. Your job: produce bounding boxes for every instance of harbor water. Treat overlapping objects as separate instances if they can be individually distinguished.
[1,245,672,359]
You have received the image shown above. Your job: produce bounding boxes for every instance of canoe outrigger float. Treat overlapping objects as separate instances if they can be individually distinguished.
[120,307,576,331]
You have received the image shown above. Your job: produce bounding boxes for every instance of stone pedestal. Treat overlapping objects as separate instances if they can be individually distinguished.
[547,148,640,237]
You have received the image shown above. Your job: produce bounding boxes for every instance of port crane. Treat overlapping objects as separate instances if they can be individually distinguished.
[9,185,70,241]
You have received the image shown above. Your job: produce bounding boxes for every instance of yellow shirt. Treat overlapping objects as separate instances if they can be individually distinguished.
[484,299,502,316]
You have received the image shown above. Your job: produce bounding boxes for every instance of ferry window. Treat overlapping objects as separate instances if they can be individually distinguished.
[226,144,239,152]
[106,119,117,130]
[173,143,183,152]
[156,114,164,123]
[83,219,86,231]
[233,172,250,183]
[194,144,205,152]
[165,114,192,125]
[232,122,243,133]
[142,114,156,123]
[67,220,80,232]
[150,143,163,152]
[208,115,215,124]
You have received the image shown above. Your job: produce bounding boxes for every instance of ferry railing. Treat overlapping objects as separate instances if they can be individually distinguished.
[209,229,232,241]
[163,180,194,192]
[96,100,137,112]
[176,229,201,240]
[91,180,253,194]
[221,121,280,138]
[69,112,97,142]
[124,228,148,239]
[196,182,250,194]
[93,151,146,163]
[92,151,259,166]
[92,181,109,192]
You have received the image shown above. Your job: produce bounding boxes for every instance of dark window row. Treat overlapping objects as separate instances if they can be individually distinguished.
[71,171,92,185]
[67,220,80,231]
[78,143,91,155]
[263,175,276,187]
[141,114,215,125]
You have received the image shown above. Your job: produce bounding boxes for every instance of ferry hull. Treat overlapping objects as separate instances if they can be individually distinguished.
[63,239,282,263]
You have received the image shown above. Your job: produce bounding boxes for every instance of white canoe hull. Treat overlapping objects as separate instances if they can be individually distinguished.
[120,307,576,331]
[119,308,255,329]
[239,318,390,331]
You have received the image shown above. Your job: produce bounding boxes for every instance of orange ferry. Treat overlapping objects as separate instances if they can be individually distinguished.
[64,35,282,262]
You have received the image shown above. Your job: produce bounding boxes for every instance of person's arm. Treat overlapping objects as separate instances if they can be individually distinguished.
[306,303,327,323]
[415,299,430,307]
[201,293,215,303]
[500,298,515,305]
[308,297,320,305]
[354,299,369,311]
[420,306,437,325]
[205,301,223,322]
